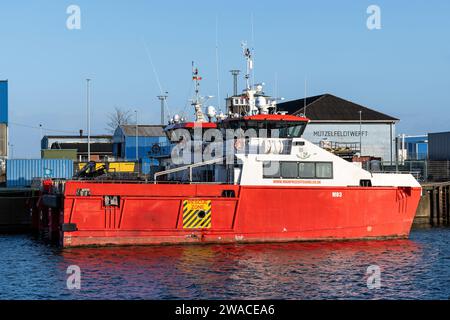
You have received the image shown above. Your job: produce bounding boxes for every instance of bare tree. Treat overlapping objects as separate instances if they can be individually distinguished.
[106,107,133,133]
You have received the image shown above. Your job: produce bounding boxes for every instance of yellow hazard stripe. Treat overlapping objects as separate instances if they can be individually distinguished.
[183,211,211,229]
[189,211,211,228]
[184,211,198,228]
[182,200,212,229]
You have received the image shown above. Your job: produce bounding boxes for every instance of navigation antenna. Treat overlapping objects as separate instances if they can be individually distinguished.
[241,42,253,90]
[304,76,307,117]
[215,15,221,111]
[251,13,255,89]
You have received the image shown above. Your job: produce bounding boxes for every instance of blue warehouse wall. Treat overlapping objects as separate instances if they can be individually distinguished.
[0,80,8,124]
[404,136,428,160]
[124,136,169,160]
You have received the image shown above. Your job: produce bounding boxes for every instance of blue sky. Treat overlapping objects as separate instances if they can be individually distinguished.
[0,0,449,158]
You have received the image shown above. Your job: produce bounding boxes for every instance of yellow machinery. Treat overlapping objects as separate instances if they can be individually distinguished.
[77,162,136,173]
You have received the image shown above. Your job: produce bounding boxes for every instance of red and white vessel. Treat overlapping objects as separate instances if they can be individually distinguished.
[35,46,422,247]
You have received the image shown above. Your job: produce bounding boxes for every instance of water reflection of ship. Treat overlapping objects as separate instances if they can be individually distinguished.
[60,240,424,299]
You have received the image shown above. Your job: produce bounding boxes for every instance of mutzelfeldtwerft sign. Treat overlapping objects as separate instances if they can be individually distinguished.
[312,130,369,137]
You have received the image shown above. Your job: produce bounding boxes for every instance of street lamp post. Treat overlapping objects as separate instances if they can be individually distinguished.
[86,79,91,162]
[157,94,168,125]
[39,124,43,147]
[230,70,240,96]
[359,110,362,156]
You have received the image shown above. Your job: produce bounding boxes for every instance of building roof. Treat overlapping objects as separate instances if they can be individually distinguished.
[429,131,450,136]
[119,125,166,137]
[277,94,398,122]
[241,114,310,122]
[44,135,112,139]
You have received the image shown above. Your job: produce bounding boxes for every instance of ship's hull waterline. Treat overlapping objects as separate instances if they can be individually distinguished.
[36,181,421,247]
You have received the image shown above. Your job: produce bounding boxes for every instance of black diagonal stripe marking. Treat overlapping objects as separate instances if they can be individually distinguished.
[185,216,201,228]
[195,213,210,229]
[201,212,211,222]
[187,211,207,228]
[183,209,193,220]
[200,216,211,228]
[184,211,199,227]
[184,215,195,228]
[183,211,196,226]
[188,221,200,229]
[199,216,210,228]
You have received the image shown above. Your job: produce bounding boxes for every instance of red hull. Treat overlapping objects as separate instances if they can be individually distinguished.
[44,181,422,247]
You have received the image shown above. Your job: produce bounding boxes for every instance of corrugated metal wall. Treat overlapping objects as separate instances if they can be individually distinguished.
[429,132,450,161]
[6,159,74,188]
[427,160,450,181]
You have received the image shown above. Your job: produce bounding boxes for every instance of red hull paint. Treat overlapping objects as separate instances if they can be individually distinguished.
[55,181,421,247]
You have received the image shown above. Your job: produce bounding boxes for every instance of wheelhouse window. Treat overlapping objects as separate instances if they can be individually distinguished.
[281,162,298,179]
[263,161,280,178]
[316,162,333,179]
[222,120,307,138]
[298,162,315,178]
[263,161,333,179]
[279,124,307,138]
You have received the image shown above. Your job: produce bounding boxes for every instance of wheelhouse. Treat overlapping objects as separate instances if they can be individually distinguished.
[219,114,309,138]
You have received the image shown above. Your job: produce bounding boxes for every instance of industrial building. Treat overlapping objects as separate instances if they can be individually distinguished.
[278,94,398,163]
[397,135,428,161]
[41,133,113,161]
[428,131,450,161]
[112,125,169,161]
[426,131,450,182]
[0,80,8,181]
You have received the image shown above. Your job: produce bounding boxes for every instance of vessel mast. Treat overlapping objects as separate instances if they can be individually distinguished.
[242,42,253,90]
[191,62,207,122]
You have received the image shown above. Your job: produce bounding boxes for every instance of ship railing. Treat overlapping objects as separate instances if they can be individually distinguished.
[372,170,422,180]
[314,141,361,152]
[154,157,226,183]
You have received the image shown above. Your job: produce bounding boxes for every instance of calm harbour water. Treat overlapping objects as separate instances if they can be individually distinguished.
[0,228,449,300]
